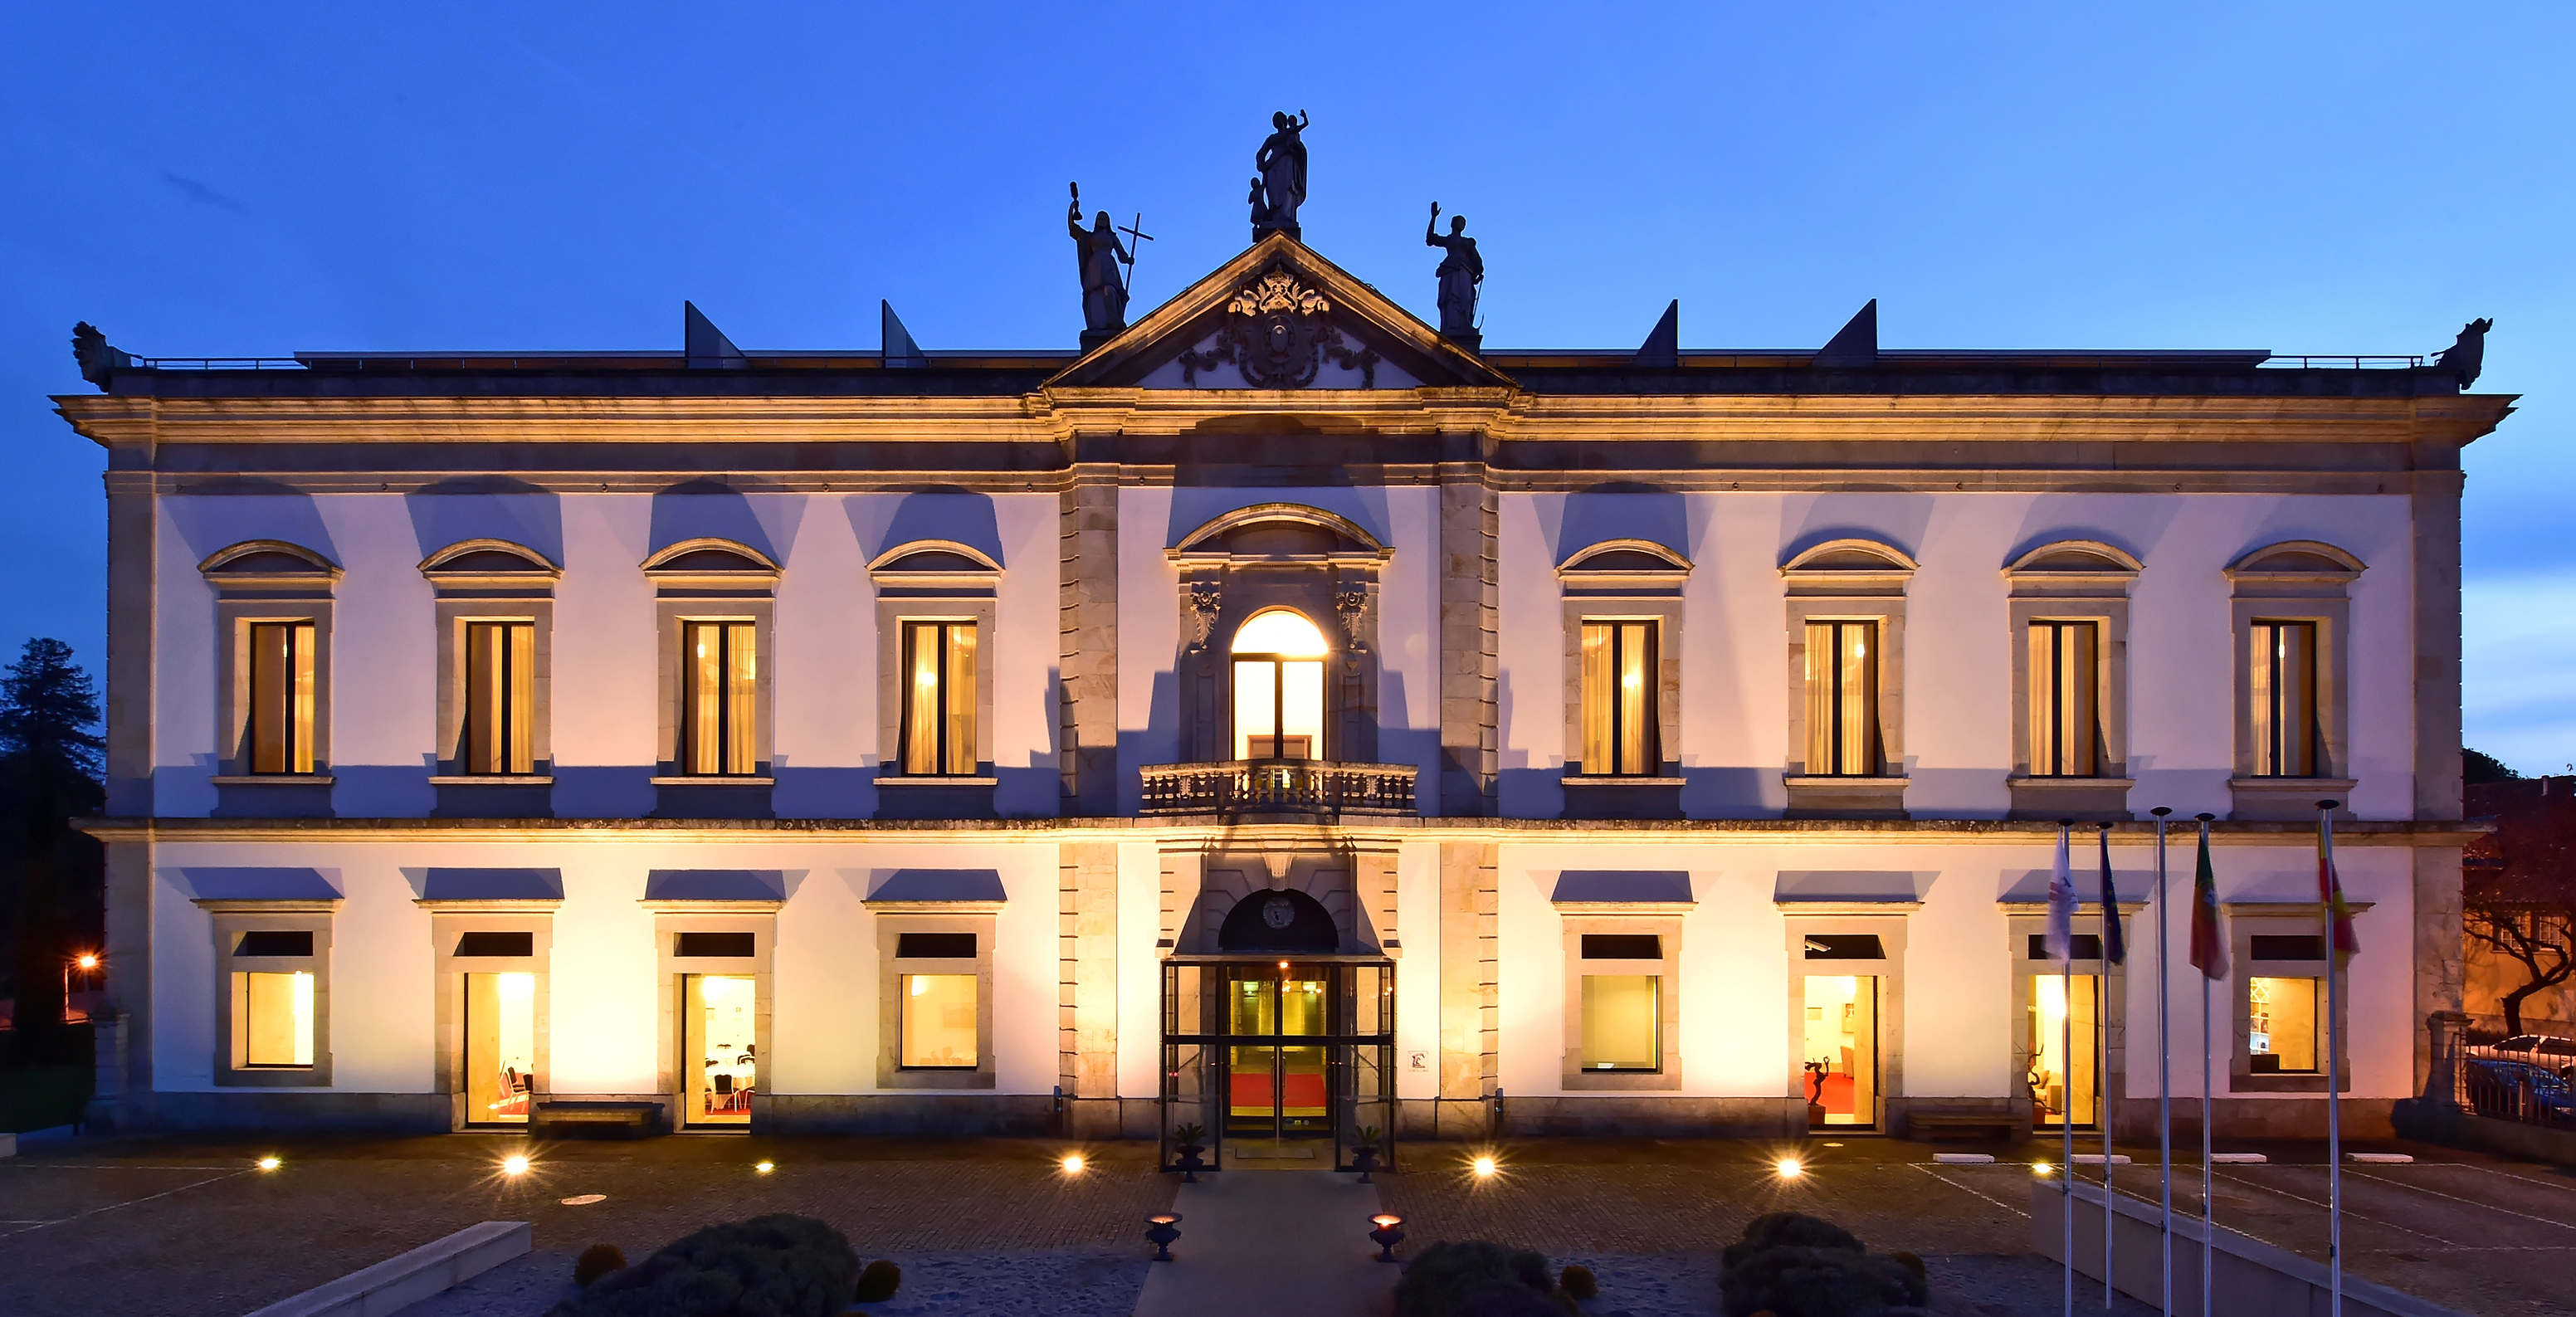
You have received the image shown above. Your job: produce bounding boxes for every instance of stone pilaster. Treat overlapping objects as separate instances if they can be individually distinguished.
[2412,461,2465,823]
[1058,466,1120,815]
[1437,467,1497,816]
[1058,841,1120,1134]
[1437,841,1497,1134]
[103,463,157,817]
[2414,843,2466,1095]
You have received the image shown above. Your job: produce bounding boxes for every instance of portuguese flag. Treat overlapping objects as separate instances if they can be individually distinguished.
[2320,812,2361,961]
[2188,820,2227,980]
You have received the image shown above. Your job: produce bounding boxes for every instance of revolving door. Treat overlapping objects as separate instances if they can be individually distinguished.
[1159,958,1394,1173]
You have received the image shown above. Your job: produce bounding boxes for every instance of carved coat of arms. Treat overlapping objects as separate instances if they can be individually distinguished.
[1178,269,1379,389]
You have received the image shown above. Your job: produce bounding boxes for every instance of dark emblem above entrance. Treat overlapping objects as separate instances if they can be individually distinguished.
[1178,269,1380,389]
[1217,885,1339,952]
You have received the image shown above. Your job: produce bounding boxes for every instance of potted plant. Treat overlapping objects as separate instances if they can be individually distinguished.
[1349,1125,1383,1183]
[1171,1123,1208,1182]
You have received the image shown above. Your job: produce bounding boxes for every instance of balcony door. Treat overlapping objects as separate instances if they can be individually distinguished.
[1232,609,1328,763]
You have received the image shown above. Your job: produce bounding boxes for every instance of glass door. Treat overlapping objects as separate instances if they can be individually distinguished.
[2029,973,2101,1128]
[682,973,756,1128]
[1162,960,1396,1173]
[1803,974,1880,1129]
[1222,963,1331,1142]
[464,971,534,1125]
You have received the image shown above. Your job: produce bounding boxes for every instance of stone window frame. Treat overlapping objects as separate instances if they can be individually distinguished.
[644,539,780,787]
[2001,902,2143,1128]
[201,540,341,788]
[2226,900,2366,1094]
[868,540,1002,792]
[197,897,338,1088]
[1166,504,1392,768]
[1780,539,1916,818]
[420,539,559,786]
[1557,539,1688,793]
[2003,540,2140,821]
[2225,540,2364,820]
[1554,891,1690,1092]
[421,899,557,1129]
[1779,902,1914,1127]
[863,894,1003,1091]
[646,898,780,1130]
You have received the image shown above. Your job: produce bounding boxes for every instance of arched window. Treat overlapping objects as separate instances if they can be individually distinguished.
[1231,610,1329,762]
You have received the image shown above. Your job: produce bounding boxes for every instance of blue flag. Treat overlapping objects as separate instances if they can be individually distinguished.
[2096,823,2126,964]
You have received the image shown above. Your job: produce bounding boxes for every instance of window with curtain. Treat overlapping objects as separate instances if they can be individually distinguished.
[1803,620,1877,776]
[247,620,317,774]
[232,969,315,1067]
[681,621,758,775]
[462,621,536,775]
[2027,620,2100,777]
[1579,620,1658,775]
[2248,620,2320,777]
[1231,610,1328,762]
[1580,974,1661,1071]
[899,621,978,775]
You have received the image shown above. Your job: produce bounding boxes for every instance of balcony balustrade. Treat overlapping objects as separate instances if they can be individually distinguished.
[1138,759,1417,817]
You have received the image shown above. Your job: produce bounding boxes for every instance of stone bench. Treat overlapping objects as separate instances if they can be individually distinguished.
[1905,1111,2027,1143]
[532,1100,664,1137]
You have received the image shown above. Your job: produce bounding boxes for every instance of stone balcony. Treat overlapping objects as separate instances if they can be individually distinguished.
[1138,759,1418,818]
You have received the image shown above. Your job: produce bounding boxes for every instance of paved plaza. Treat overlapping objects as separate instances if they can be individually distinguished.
[2,1131,2570,1316]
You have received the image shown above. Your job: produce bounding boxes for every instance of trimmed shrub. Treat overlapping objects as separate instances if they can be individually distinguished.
[853,1260,901,1304]
[1557,1264,1598,1300]
[1716,1212,1929,1317]
[1886,1251,1926,1285]
[573,1244,627,1288]
[1393,1241,1573,1317]
[550,1214,861,1317]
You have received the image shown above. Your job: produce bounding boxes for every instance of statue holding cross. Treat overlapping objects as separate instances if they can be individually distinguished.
[1068,183,1133,339]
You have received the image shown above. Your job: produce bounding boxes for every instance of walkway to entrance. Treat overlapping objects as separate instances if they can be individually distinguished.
[1130,1168,1394,1317]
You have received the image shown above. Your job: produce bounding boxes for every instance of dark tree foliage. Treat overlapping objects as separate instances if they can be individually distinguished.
[2465,775,2576,1036]
[550,1214,861,1317]
[2466,748,2523,784]
[1,639,105,1032]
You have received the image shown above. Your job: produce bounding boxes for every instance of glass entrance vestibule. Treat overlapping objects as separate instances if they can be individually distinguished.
[1159,958,1393,1173]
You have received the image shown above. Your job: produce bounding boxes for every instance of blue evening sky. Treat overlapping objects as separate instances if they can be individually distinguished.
[2,4,2569,769]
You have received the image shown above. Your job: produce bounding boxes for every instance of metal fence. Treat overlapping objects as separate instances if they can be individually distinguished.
[2456,1028,2576,1129]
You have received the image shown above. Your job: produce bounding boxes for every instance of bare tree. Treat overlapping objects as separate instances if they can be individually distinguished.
[2465,768,2576,1037]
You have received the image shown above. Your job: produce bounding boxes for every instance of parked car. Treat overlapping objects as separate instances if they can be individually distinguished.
[2466,1056,2576,1126]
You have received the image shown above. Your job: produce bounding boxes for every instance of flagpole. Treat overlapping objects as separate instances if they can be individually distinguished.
[2195,813,2217,1317]
[2098,822,2118,1310]
[2152,806,2174,1317]
[2321,799,2345,1317]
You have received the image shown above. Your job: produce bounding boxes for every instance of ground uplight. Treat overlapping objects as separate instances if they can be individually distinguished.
[755,1160,775,1173]
[256,1155,281,1172]
[502,1154,530,1176]
[1775,1157,1803,1178]
[1062,1154,1086,1174]
[2032,1160,2054,1176]
[1471,1155,1497,1178]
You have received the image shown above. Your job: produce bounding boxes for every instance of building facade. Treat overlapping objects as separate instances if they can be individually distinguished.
[58,234,2510,1154]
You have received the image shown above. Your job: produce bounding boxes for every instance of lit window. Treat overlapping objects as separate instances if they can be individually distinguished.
[462,621,536,775]
[247,621,317,774]
[232,970,315,1067]
[466,971,535,1124]
[1580,621,1657,776]
[1580,975,1660,1071]
[2027,621,2100,777]
[900,974,979,1068]
[1231,610,1327,762]
[900,622,978,775]
[2028,973,2100,1127]
[2249,621,2320,777]
[2247,975,2320,1073]
[681,622,758,775]
[1803,621,1877,776]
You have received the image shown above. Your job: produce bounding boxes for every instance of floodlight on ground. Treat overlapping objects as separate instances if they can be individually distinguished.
[1062,1154,1086,1174]
[1775,1157,1803,1178]
[1144,1213,1182,1261]
[502,1154,530,1176]
[256,1155,281,1172]
[1368,1213,1407,1262]
[755,1161,775,1173]
[2032,1160,2054,1176]
[1471,1155,1497,1178]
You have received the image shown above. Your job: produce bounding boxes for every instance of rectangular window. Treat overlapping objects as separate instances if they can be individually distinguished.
[683,973,756,1125]
[895,932,977,959]
[236,930,314,958]
[1579,974,1660,1071]
[2247,974,2321,1072]
[675,931,756,958]
[2249,621,2320,777]
[232,970,315,1067]
[2029,973,2101,1128]
[454,931,534,958]
[464,971,535,1124]
[247,620,317,774]
[1579,934,1662,960]
[1802,933,1886,960]
[1803,621,1877,776]
[681,621,758,775]
[2027,621,2100,777]
[2250,934,2325,962]
[1579,621,1658,775]
[899,622,978,775]
[462,621,536,775]
[1803,974,1880,1127]
[900,973,979,1068]
[2026,933,2105,961]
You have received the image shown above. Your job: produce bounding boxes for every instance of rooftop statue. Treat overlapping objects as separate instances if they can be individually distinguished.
[71,321,131,390]
[1424,202,1483,343]
[1068,183,1134,342]
[1254,110,1310,239]
[2437,316,2492,389]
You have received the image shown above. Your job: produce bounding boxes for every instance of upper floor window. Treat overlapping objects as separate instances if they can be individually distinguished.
[900,622,978,776]
[462,621,536,775]
[247,621,318,775]
[1579,620,1658,776]
[2248,620,2320,778]
[2027,621,2101,778]
[682,621,758,775]
[1232,609,1328,762]
[1803,620,1878,777]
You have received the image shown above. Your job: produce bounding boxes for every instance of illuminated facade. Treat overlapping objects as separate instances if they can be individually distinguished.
[58,234,2509,1149]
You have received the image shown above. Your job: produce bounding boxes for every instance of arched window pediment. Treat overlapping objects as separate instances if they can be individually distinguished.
[1780,537,1915,597]
[417,539,559,584]
[641,538,780,585]
[866,539,1003,593]
[198,539,341,583]
[2226,539,2364,584]
[2003,539,2140,599]
[1559,539,1691,595]
[1169,503,1391,563]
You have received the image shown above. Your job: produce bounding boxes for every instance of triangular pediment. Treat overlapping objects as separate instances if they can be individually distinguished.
[1044,233,1515,392]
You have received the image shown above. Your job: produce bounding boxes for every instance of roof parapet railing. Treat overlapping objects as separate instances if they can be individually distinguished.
[2256,354,2427,369]
[130,357,308,371]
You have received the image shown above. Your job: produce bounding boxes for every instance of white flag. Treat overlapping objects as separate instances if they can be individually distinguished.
[2044,824,2076,962]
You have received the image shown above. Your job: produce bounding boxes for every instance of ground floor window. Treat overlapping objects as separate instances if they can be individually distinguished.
[2248,974,2321,1074]
[232,970,315,1068]
[1803,974,1879,1127]
[900,973,978,1068]
[2027,973,2101,1128]
[684,973,757,1125]
[1580,974,1661,1072]
[465,971,535,1124]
